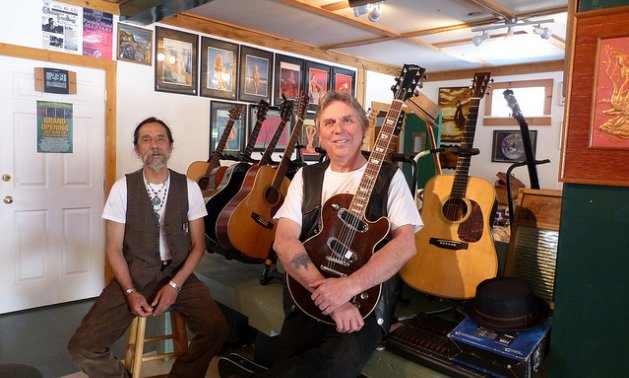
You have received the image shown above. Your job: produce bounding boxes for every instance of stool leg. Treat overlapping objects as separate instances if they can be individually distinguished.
[170,311,189,354]
[132,316,147,378]
[124,317,139,372]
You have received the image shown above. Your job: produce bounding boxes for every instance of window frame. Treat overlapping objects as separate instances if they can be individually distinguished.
[483,79,553,126]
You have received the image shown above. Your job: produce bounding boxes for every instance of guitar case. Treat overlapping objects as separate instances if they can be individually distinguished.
[217,352,267,378]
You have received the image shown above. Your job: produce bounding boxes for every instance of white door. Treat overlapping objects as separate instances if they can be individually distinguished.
[0,56,106,314]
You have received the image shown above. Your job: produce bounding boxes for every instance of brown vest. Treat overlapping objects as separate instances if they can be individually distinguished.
[123,169,190,288]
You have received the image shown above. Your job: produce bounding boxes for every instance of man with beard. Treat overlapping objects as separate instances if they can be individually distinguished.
[68,117,229,377]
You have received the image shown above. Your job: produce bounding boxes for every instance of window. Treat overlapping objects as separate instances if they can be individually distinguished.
[484,79,553,126]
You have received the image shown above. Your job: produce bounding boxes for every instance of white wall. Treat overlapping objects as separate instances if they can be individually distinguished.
[365,69,564,190]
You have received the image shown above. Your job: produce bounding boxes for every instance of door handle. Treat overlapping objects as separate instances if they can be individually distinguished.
[3,195,13,204]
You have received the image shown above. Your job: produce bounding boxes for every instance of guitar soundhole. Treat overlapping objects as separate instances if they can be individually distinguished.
[198,177,209,189]
[264,187,280,206]
[442,198,468,222]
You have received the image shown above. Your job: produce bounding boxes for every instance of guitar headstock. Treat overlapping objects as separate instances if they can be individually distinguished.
[470,72,492,99]
[295,91,309,119]
[279,96,294,121]
[391,64,427,101]
[229,104,243,120]
[502,89,522,117]
[256,99,270,121]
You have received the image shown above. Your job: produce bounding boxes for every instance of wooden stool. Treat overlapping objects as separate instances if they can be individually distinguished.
[124,308,188,377]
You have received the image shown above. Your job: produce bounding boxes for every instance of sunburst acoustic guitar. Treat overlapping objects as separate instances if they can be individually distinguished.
[186,104,243,197]
[401,72,497,300]
[287,65,425,323]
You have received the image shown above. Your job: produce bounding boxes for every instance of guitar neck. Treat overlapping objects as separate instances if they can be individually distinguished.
[271,112,304,189]
[208,105,242,172]
[452,97,480,199]
[242,115,265,161]
[350,99,404,215]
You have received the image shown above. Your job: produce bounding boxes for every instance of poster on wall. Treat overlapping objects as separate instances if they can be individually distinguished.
[82,8,113,59]
[37,101,73,153]
[41,0,82,53]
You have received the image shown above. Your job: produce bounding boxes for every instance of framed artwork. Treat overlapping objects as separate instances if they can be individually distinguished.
[438,86,470,143]
[200,37,238,100]
[590,35,629,149]
[239,46,273,103]
[117,23,152,65]
[250,104,292,152]
[491,130,537,163]
[304,61,330,111]
[209,101,246,157]
[274,54,304,105]
[332,66,356,96]
[300,112,319,161]
[154,26,198,95]
[562,10,629,186]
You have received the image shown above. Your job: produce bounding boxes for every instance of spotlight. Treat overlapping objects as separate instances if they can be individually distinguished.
[533,26,552,40]
[368,3,381,22]
[352,5,369,17]
[472,32,489,46]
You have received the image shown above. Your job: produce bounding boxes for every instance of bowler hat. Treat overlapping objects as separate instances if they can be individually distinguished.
[465,277,550,332]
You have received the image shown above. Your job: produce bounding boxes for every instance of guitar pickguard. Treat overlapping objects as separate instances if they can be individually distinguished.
[458,200,485,242]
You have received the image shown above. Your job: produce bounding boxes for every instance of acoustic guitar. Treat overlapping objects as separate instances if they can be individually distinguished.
[215,94,304,258]
[401,72,497,299]
[287,65,425,324]
[203,100,270,245]
[186,104,243,197]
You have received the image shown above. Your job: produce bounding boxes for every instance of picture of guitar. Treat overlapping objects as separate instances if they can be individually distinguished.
[288,65,426,323]
[214,94,304,259]
[186,104,243,197]
[203,100,270,246]
[401,72,497,300]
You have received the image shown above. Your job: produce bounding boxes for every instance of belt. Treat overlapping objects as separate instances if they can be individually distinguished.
[160,259,172,271]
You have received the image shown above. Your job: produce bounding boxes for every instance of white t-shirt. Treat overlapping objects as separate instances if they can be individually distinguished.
[102,175,207,260]
[274,164,423,232]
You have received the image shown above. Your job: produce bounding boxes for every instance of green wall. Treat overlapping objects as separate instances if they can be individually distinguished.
[549,183,629,376]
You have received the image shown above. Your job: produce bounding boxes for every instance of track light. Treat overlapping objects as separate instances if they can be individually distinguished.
[352,5,369,17]
[368,3,381,22]
[472,32,489,46]
[533,25,552,40]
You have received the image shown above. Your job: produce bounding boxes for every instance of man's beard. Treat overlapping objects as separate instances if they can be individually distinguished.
[141,150,171,170]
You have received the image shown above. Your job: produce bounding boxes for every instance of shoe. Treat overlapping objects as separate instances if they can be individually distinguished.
[217,353,267,378]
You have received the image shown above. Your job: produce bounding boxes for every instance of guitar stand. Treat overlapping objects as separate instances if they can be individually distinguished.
[505,158,551,225]
[259,251,283,285]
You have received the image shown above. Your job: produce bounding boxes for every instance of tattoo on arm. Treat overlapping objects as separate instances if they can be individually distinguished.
[291,252,312,271]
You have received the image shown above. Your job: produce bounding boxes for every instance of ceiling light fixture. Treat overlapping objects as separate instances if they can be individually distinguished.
[368,3,382,22]
[352,5,370,17]
[472,32,490,46]
[533,25,552,40]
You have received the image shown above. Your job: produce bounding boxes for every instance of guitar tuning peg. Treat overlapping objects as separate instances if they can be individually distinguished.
[390,84,397,92]
[413,86,421,96]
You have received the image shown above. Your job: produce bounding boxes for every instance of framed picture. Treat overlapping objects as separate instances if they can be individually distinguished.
[250,104,292,152]
[209,101,246,157]
[117,23,152,65]
[274,54,304,105]
[491,130,537,163]
[200,37,238,100]
[438,86,470,143]
[154,26,198,95]
[239,46,273,103]
[304,61,330,111]
[590,35,629,149]
[300,112,319,161]
[561,10,629,186]
[332,66,355,96]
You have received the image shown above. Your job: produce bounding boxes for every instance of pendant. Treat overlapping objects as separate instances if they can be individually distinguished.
[151,197,161,206]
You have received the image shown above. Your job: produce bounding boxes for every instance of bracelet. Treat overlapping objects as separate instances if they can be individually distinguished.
[169,280,182,292]
[124,288,136,296]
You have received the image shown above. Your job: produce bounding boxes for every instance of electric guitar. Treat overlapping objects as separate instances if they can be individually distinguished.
[203,100,270,245]
[214,95,302,258]
[186,104,243,197]
[401,72,497,299]
[288,65,425,323]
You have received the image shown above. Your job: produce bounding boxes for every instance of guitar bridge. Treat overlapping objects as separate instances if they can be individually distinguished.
[320,265,347,277]
[429,238,468,250]
[251,212,273,229]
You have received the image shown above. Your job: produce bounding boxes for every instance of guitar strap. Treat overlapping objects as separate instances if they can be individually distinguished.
[293,159,400,334]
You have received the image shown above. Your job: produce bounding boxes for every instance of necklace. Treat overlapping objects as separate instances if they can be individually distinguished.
[145,173,169,221]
